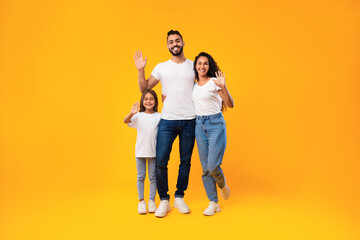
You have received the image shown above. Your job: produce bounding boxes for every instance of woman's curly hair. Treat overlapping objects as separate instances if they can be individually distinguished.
[193,52,220,81]
[193,52,226,112]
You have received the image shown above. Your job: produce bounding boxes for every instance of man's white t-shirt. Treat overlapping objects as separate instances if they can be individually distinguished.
[128,112,161,158]
[151,59,196,120]
[192,78,222,116]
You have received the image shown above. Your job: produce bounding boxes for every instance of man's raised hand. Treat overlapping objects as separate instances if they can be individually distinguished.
[134,50,147,71]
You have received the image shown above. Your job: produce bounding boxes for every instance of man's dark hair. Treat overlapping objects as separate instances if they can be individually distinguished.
[167,30,183,40]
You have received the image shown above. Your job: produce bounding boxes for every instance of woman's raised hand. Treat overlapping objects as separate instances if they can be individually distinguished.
[133,50,147,71]
[214,70,226,89]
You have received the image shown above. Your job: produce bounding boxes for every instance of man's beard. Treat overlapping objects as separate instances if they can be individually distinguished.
[169,46,183,56]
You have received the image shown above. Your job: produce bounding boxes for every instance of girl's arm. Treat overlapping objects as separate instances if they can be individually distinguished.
[213,71,234,108]
[124,102,140,123]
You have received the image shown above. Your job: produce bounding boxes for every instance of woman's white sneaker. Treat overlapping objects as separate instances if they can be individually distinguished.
[148,199,156,213]
[203,201,221,216]
[220,178,230,200]
[138,200,147,214]
[155,200,170,218]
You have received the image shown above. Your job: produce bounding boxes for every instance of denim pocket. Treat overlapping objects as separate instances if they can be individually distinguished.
[209,116,224,125]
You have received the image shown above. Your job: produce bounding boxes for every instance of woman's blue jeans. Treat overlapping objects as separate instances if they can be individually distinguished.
[156,119,196,200]
[195,112,227,202]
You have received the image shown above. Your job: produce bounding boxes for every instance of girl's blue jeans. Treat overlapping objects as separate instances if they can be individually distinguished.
[136,157,156,201]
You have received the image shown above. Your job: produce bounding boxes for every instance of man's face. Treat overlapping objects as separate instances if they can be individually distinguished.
[167,34,184,56]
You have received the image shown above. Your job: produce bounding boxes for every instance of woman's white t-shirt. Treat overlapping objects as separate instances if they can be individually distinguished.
[128,112,161,158]
[192,78,222,116]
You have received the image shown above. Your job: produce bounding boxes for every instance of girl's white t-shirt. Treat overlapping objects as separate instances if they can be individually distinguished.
[192,78,222,116]
[128,112,161,158]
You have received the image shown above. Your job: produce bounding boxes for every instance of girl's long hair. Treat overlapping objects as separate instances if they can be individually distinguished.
[139,89,158,112]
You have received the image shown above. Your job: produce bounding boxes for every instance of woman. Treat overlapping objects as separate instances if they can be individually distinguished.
[192,52,234,216]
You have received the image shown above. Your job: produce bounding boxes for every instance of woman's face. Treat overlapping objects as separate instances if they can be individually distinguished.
[196,56,209,78]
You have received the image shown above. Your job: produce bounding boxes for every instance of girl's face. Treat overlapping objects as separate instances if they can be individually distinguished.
[196,56,209,78]
[143,92,156,112]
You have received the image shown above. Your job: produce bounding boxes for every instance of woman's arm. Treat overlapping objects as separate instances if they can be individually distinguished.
[213,71,234,108]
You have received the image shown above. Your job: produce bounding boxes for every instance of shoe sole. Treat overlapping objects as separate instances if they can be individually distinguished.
[148,206,156,213]
[155,206,171,218]
[174,203,190,214]
[203,207,221,216]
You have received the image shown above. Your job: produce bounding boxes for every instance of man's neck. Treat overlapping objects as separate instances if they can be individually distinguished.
[171,54,186,64]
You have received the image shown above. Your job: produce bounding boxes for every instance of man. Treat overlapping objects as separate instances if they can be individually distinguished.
[134,30,196,217]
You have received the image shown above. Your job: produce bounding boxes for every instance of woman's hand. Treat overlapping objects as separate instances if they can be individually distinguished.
[215,70,234,108]
[213,70,226,89]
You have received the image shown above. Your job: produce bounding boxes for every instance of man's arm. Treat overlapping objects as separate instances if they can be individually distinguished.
[134,50,159,93]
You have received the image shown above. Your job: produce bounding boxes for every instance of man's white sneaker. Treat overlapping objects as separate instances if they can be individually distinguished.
[174,197,190,214]
[148,199,156,213]
[155,200,170,218]
[203,201,221,216]
[138,200,147,214]
[220,178,230,200]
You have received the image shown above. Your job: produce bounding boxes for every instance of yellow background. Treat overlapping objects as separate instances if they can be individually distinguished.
[1,0,359,239]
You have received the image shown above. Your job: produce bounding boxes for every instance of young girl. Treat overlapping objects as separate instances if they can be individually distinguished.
[124,89,161,214]
[192,52,234,216]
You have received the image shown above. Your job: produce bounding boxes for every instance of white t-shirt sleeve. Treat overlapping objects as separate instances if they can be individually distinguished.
[151,64,161,81]
[127,113,139,129]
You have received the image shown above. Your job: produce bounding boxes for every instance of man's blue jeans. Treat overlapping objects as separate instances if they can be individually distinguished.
[156,118,196,200]
[195,113,226,202]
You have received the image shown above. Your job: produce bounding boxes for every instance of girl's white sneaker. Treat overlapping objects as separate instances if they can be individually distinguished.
[138,200,147,214]
[148,199,156,213]
[203,201,221,216]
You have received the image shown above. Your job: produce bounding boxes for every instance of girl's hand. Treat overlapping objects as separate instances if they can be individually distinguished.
[130,102,139,114]
[213,70,226,89]
[133,50,147,71]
